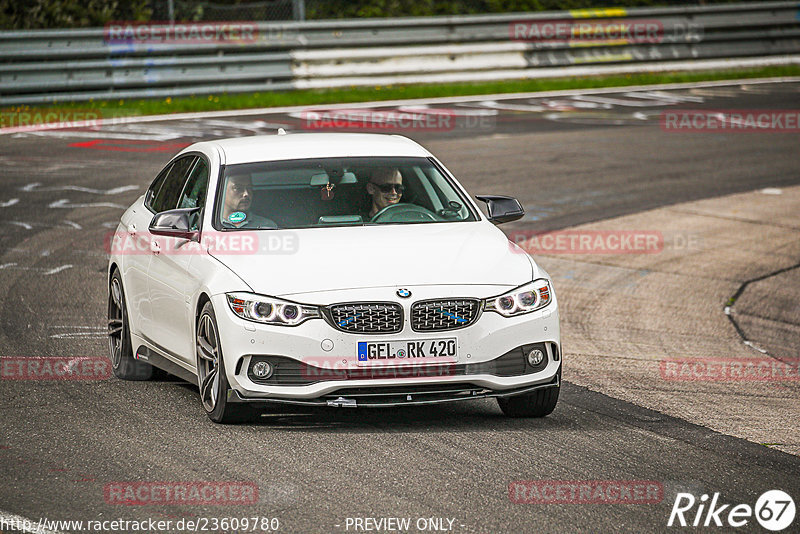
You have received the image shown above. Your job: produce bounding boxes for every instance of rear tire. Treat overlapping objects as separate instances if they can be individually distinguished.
[196,301,253,424]
[108,269,153,381]
[497,368,560,418]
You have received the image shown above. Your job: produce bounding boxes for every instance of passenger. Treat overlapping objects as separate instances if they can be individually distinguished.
[365,167,404,219]
[221,174,277,228]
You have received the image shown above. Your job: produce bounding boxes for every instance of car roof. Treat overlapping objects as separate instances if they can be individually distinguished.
[193,133,433,165]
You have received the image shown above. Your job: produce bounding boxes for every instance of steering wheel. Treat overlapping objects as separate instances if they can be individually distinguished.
[370,203,439,223]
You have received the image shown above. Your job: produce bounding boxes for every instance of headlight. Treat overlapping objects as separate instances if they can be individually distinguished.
[484,279,552,317]
[226,292,320,326]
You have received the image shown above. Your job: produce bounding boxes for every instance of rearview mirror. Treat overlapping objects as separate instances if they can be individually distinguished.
[310,171,357,185]
[475,195,524,225]
[149,207,201,241]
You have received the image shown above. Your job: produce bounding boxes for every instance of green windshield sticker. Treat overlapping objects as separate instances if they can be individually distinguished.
[229,211,246,224]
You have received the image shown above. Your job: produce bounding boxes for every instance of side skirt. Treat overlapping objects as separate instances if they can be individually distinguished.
[135,344,197,385]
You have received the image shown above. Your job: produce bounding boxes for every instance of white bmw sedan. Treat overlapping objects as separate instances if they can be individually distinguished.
[107,133,561,423]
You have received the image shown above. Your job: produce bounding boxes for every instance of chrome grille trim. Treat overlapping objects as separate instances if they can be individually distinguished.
[410,298,481,332]
[326,302,403,334]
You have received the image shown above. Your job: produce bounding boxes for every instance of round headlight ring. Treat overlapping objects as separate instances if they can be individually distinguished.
[253,302,274,320]
[497,296,515,312]
[518,290,537,308]
[281,304,300,322]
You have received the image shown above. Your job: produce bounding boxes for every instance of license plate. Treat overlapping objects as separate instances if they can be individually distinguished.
[357,338,458,366]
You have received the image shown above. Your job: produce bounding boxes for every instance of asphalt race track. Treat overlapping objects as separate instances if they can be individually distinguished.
[1,79,799,533]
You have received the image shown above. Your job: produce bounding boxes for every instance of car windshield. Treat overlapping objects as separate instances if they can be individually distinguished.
[215,156,478,229]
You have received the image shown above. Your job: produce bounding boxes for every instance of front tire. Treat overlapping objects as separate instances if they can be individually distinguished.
[108,270,152,381]
[196,302,252,424]
[497,368,560,418]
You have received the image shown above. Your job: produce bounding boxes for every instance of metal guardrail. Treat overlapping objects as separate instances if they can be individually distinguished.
[1,1,799,104]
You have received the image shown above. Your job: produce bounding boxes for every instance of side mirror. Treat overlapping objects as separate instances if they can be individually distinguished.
[475,195,524,225]
[149,207,201,241]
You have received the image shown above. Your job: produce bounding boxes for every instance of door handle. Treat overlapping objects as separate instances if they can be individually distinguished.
[150,240,160,255]
[127,222,137,236]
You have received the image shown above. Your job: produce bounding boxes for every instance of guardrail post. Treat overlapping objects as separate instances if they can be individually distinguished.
[292,0,306,21]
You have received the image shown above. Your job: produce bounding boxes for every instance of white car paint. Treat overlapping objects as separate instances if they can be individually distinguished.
[209,222,536,297]
[109,133,561,415]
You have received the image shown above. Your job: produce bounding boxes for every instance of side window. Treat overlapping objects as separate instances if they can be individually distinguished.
[179,158,209,210]
[150,156,197,213]
[145,163,172,212]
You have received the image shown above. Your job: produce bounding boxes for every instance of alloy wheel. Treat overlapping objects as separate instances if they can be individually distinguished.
[196,313,220,412]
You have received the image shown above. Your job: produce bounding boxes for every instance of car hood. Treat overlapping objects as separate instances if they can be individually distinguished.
[208,222,535,298]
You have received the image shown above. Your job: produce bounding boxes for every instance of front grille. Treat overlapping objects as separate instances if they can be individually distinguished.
[327,302,403,334]
[411,299,480,331]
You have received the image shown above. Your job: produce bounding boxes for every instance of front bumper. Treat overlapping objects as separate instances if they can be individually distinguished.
[225,372,561,407]
[211,286,560,403]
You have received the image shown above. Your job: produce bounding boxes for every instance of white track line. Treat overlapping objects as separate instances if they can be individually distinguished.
[48,199,125,209]
[1,76,799,136]
[21,183,138,195]
[43,265,73,276]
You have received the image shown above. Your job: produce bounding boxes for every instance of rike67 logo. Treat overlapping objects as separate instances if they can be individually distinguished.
[669,490,795,531]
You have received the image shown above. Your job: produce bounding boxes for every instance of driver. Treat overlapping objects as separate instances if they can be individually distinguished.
[221,174,277,228]
[365,167,404,219]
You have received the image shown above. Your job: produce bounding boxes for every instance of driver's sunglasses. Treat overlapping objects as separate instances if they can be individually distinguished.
[372,182,405,194]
